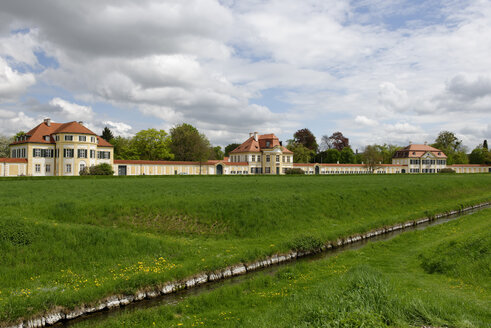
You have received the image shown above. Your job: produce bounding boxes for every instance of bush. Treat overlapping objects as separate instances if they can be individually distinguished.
[288,235,324,252]
[439,168,456,174]
[285,168,305,175]
[80,163,114,176]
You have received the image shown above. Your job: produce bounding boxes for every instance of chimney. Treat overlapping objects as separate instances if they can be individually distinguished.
[254,132,258,141]
[424,141,427,145]
[44,118,51,127]
[78,121,84,126]
[249,132,253,138]
[279,141,283,146]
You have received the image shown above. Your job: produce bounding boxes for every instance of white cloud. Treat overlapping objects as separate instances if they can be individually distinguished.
[0,57,35,102]
[0,109,37,135]
[378,82,410,113]
[355,115,378,127]
[101,121,133,138]
[48,97,94,121]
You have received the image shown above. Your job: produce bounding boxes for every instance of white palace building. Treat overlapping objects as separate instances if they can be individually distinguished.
[0,119,490,177]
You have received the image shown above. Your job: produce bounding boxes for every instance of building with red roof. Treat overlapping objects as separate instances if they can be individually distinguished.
[5,118,113,176]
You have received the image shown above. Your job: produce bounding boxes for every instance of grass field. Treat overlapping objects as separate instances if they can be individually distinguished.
[0,174,490,323]
[72,208,491,328]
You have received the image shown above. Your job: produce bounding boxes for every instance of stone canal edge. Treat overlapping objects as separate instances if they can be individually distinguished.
[4,201,490,328]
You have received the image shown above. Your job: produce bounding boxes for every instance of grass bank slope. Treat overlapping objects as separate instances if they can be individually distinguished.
[0,174,490,323]
[73,208,491,328]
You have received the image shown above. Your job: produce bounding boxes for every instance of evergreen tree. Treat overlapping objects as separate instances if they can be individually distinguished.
[484,140,488,150]
[101,127,114,142]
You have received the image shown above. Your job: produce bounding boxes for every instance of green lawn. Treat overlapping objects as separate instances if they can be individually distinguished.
[72,208,491,328]
[0,174,490,323]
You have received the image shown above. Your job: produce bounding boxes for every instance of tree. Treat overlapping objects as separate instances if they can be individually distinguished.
[132,129,173,161]
[286,142,315,163]
[170,123,211,164]
[209,146,224,160]
[321,132,349,151]
[325,149,341,163]
[362,145,383,173]
[224,143,241,157]
[101,127,114,142]
[432,131,467,165]
[340,147,355,164]
[293,128,318,151]
[110,136,138,160]
[469,146,487,164]
[0,135,13,158]
[483,140,488,150]
[374,144,401,164]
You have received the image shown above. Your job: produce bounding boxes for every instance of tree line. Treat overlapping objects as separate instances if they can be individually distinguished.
[1,125,490,166]
[282,128,491,166]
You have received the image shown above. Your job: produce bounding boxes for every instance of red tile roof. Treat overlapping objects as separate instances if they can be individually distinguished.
[0,158,28,163]
[294,163,406,167]
[393,144,447,158]
[230,133,291,154]
[97,136,113,147]
[10,120,113,147]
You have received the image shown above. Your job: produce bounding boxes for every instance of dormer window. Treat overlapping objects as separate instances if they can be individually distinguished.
[438,152,441,155]
[412,151,416,155]
[266,141,270,147]
[44,135,50,141]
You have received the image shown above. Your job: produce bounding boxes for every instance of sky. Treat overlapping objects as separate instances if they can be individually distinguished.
[0,0,490,151]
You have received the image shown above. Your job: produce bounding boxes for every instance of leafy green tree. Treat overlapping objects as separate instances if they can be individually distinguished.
[209,146,224,160]
[432,131,468,165]
[110,136,138,160]
[101,127,114,142]
[340,147,355,164]
[132,129,173,160]
[287,142,315,163]
[374,144,401,164]
[14,131,26,139]
[325,149,341,163]
[293,128,318,151]
[483,140,488,150]
[170,123,211,163]
[469,146,487,164]
[362,145,383,173]
[0,135,13,157]
[224,143,241,157]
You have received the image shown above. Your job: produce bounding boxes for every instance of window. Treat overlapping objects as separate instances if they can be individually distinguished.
[33,148,42,157]
[266,141,270,147]
[45,164,51,173]
[66,164,72,173]
[80,163,86,173]
[97,151,111,159]
[65,135,73,141]
[91,137,95,142]
[44,135,50,141]
[79,136,86,142]
[63,149,74,158]
[55,135,60,141]
[265,167,271,173]
[35,164,41,173]
[77,149,88,158]
[252,155,255,162]
[257,155,261,162]
[266,155,270,162]
[90,150,95,158]
[276,155,280,162]
[251,167,254,173]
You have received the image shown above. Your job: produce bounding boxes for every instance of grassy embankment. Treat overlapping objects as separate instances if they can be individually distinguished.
[72,208,491,328]
[0,174,490,323]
